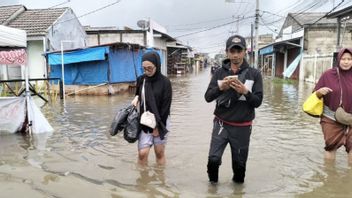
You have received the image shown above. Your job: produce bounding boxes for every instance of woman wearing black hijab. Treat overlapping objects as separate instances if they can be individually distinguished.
[131,51,172,166]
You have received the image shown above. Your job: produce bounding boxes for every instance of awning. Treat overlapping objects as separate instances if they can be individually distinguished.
[47,46,109,65]
[259,45,274,55]
[0,49,27,65]
[259,38,302,55]
[0,25,27,47]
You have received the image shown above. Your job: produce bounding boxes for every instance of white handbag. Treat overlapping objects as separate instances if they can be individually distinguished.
[140,79,156,128]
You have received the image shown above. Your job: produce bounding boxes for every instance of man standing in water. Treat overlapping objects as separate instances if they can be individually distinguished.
[204,35,263,184]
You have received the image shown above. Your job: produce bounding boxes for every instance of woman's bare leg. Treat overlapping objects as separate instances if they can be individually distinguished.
[154,144,166,165]
[138,147,151,166]
[324,150,337,160]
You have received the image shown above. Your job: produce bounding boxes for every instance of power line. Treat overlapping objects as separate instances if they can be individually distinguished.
[261,10,285,18]
[168,16,234,27]
[259,16,279,34]
[48,0,71,9]
[290,0,327,18]
[309,0,345,25]
[175,15,255,38]
[76,0,121,20]
[179,29,229,41]
[169,15,253,32]
[56,0,122,25]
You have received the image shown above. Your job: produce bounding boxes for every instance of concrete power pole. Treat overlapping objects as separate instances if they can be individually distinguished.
[254,0,259,69]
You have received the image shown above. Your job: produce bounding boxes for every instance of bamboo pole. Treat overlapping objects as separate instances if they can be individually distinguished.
[66,83,107,96]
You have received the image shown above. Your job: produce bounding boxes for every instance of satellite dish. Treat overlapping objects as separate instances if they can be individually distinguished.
[137,20,149,30]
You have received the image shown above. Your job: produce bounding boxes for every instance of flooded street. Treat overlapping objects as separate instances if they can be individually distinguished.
[1,68,352,197]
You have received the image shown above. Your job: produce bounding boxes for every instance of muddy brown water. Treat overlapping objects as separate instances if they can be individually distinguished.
[0,68,351,197]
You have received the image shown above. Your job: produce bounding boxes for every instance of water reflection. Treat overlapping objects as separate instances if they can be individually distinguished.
[298,160,352,197]
[135,165,179,197]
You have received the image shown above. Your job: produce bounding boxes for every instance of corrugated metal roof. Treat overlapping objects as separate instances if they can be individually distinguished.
[0,5,24,24]
[290,12,336,25]
[327,5,352,18]
[6,7,67,36]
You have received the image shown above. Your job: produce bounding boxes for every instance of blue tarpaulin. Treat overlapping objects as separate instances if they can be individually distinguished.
[50,61,108,85]
[48,46,109,65]
[109,48,143,83]
[48,46,144,85]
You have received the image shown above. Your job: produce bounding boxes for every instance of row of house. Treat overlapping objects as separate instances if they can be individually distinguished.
[259,6,352,83]
[4,3,348,91]
[0,5,204,95]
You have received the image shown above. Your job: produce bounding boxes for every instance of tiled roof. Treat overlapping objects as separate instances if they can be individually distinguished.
[6,7,68,36]
[0,5,24,24]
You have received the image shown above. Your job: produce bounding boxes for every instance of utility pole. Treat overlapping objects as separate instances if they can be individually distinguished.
[229,15,236,35]
[229,15,240,34]
[236,15,240,34]
[251,23,254,66]
[254,0,259,69]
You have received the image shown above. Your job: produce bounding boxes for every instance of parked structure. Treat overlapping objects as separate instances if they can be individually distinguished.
[46,43,145,95]
[166,41,193,75]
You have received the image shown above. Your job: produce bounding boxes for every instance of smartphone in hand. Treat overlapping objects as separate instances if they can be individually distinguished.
[225,75,238,82]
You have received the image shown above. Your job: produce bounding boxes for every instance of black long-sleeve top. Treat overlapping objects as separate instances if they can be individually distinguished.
[135,74,172,136]
[205,59,263,122]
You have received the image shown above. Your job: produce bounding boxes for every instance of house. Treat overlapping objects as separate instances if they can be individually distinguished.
[327,4,352,63]
[46,42,146,95]
[85,19,176,76]
[166,41,193,75]
[246,34,274,66]
[259,12,352,81]
[0,5,86,80]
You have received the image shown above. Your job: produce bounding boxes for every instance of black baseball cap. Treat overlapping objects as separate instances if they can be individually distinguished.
[226,35,246,50]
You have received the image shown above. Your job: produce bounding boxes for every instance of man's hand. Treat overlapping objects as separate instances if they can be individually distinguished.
[218,79,230,91]
[229,79,249,95]
[316,87,332,98]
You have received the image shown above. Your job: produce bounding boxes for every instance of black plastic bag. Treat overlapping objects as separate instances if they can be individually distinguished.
[109,105,134,136]
[123,107,140,143]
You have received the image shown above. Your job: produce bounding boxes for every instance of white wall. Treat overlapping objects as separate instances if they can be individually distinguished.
[121,33,145,46]
[305,28,352,55]
[46,9,86,51]
[99,33,119,45]
[27,40,46,78]
[0,65,8,80]
[85,32,145,47]
[86,34,99,46]
[160,49,167,76]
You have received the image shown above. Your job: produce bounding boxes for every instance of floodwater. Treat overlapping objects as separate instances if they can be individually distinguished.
[1,67,352,198]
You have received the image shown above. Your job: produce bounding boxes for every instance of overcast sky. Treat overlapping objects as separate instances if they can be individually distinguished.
[2,0,351,56]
